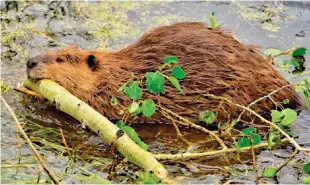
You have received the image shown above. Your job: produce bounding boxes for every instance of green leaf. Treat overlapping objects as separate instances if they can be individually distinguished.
[263,167,277,178]
[110,97,118,106]
[251,134,261,145]
[138,171,161,184]
[237,137,251,148]
[116,120,125,128]
[304,162,310,174]
[304,176,310,184]
[128,101,139,114]
[168,76,183,94]
[118,81,129,92]
[132,106,142,116]
[267,130,280,148]
[285,59,300,67]
[145,71,165,94]
[280,108,297,126]
[124,82,142,100]
[116,121,149,150]
[210,12,217,29]
[241,127,256,136]
[199,111,216,124]
[271,110,283,123]
[164,56,178,64]
[172,66,185,79]
[295,85,303,92]
[264,48,282,57]
[283,99,290,104]
[292,47,308,57]
[141,99,156,117]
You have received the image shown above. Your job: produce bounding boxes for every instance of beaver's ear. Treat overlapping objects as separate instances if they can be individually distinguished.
[87,55,97,71]
[64,45,80,50]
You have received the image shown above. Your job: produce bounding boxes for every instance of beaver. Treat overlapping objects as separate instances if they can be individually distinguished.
[26,22,301,125]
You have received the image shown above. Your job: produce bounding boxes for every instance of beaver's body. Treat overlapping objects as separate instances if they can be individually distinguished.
[27,22,300,124]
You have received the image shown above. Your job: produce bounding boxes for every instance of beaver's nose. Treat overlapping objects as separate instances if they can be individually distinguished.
[27,59,37,69]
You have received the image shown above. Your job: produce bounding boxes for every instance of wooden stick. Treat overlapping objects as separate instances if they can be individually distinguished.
[14,87,45,100]
[23,78,168,179]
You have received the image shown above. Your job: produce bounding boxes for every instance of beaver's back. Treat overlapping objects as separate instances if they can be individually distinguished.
[117,22,299,123]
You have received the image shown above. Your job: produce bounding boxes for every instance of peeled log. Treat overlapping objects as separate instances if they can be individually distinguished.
[23,79,168,178]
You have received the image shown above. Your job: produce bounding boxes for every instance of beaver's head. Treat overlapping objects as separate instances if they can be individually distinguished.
[26,45,100,93]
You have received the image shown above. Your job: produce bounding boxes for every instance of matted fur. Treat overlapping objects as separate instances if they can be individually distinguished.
[27,22,300,124]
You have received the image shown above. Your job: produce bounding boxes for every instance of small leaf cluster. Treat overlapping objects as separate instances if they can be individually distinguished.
[199,111,216,125]
[296,78,310,109]
[265,47,307,74]
[237,127,261,149]
[271,108,297,127]
[116,120,148,150]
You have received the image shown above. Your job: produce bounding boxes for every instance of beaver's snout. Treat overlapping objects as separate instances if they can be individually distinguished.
[27,57,38,69]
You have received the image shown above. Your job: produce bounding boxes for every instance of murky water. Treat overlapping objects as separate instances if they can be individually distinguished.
[1,1,310,184]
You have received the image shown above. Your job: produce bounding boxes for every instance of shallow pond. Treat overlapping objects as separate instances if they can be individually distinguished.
[1,1,310,184]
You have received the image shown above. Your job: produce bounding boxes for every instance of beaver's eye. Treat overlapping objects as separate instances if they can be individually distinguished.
[56,58,63,63]
[87,55,97,71]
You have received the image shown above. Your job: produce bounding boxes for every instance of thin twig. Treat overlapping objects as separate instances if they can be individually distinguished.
[202,93,310,152]
[154,139,289,160]
[158,105,228,150]
[14,87,45,100]
[276,149,299,173]
[1,96,61,184]
[250,139,259,184]
[237,84,291,122]
[161,110,192,146]
[59,128,73,158]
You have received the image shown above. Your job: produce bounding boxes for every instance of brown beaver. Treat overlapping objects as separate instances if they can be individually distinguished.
[26,22,301,125]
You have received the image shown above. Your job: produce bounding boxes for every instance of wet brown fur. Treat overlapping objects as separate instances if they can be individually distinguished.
[27,22,300,124]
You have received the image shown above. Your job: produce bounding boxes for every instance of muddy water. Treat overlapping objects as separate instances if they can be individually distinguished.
[1,1,310,184]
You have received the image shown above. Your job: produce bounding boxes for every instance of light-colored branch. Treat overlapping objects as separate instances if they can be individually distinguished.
[154,139,289,160]
[59,128,72,158]
[158,105,228,150]
[23,79,168,179]
[1,96,61,184]
[237,84,291,122]
[14,87,45,100]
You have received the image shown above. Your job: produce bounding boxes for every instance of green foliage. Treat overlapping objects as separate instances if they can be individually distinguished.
[124,82,142,100]
[210,12,220,29]
[110,97,118,106]
[304,162,310,174]
[172,66,185,79]
[304,176,310,184]
[168,76,183,94]
[137,171,161,184]
[291,47,308,57]
[237,127,261,149]
[237,137,251,148]
[128,101,140,113]
[263,167,277,178]
[145,72,165,94]
[267,130,281,148]
[116,120,149,150]
[271,108,297,127]
[304,79,310,109]
[164,56,178,64]
[141,99,156,117]
[199,111,216,124]
[283,99,289,104]
[264,48,282,57]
